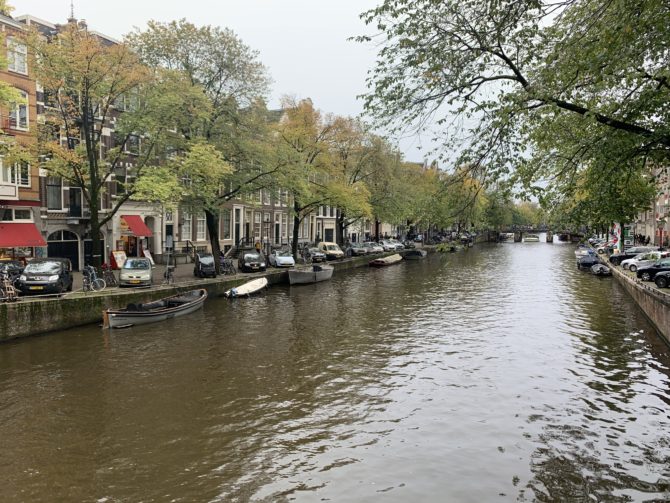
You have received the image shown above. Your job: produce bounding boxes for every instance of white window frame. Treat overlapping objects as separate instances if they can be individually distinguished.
[181,209,192,241]
[1,160,30,188]
[9,91,29,131]
[196,212,206,241]
[7,37,28,75]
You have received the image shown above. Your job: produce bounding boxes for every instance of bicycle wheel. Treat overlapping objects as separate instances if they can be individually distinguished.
[91,278,106,291]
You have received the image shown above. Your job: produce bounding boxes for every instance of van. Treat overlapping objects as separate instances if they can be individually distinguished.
[317,242,344,260]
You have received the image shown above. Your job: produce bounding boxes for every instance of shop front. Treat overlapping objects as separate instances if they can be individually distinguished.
[0,221,47,264]
[110,215,153,269]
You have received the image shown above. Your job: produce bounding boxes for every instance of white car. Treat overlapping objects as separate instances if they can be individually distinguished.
[268,250,295,268]
[119,257,153,287]
[621,251,666,272]
[362,242,384,253]
[380,239,403,251]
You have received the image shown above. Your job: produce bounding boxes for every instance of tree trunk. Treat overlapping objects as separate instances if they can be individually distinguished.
[291,200,301,259]
[206,209,222,274]
[336,210,345,246]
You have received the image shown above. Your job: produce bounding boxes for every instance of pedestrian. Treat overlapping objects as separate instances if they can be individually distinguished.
[645,235,650,245]
[255,241,261,253]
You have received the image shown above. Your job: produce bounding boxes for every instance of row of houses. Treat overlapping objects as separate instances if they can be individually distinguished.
[0,12,392,270]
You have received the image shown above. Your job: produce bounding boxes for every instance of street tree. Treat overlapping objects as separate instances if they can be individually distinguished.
[127,20,272,266]
[28,21,178,268]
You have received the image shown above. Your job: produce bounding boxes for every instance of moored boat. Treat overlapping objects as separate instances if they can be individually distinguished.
[403,249,427,260]
[103,289,207,329]
[288,264,334,285]
[224,277,268,298]
[523,234,540,242]
[591,264,612,276]
[369,253,403,267]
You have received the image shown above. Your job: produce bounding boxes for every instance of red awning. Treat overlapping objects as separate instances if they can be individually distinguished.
[0,222,47,248]
[121,215,153,237]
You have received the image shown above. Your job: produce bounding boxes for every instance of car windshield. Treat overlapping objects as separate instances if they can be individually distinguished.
[123,259,150,270]
[326,245,339,251]
[198,255,214,265]
[244,253,261,261]
[277,251,292,257]
[25,261,61,274]
[308,248,321,254]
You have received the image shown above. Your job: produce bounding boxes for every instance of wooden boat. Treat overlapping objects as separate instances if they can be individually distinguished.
[288,264,334,285]
[403,249,427,260]
[523,234,540,242]
[224,277,268,298]
[369,253,403,267]
[103,289,207,329]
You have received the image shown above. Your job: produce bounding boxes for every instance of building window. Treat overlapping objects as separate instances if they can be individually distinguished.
[263,190,270,205]
[1,161,30,188]
[181,209,192,241]
[46,176,63,210]
[0,208,32,221]
[222,209,231,240]
[302,217,308,240]
[9,91,28,130]
[7,38,27,75]
[254,212,261,239]
[13,209,31,220]
[165,210,173,223]
[196,212,206,241]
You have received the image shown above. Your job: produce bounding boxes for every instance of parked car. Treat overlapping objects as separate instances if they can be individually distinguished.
[305,247,326,263]
[269,249,296,268]
[193,252,216,278]
[362,241,384,253]
[119,257,153,287]
[609,246,659,266]
[345,243,368,256]
[636,257,670,281]
[16,258,73,294]
[317,242,344,260]
[622,251,667,272]
[0,259,24,285]
[654,270,670,288]
[238,251,266,272]
[380,239,404,251]
[596,241,616,254]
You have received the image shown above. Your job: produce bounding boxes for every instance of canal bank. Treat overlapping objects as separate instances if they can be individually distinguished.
[608,264,670,345]
[0,251,418,342]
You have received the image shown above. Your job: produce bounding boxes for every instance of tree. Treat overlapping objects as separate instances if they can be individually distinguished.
[358,0,670,221]
[29,21,177,268]
[127,20,272,267]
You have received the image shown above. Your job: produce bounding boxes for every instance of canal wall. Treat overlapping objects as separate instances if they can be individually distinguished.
[0,253,379,342]
[609,266,670,345]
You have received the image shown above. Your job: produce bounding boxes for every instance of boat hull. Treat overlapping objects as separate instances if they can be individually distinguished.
[403,249,427,260]
[288,265,334,285]
[224,277,268,297]
[369,253,403,267]
[105,289,207,328]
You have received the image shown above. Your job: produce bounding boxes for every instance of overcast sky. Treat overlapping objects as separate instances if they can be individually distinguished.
[12,0,429,162]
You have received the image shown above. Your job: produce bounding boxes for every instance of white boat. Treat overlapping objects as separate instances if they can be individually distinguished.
[369,253,403,267]
[523,234,540,242]
[103,289,207,328]
[224,277,268,298]
[288,264,334,285]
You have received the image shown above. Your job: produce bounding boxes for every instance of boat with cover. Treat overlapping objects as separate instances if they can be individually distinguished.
[224,277,268,298]
[103,289,207,328]
[369,253,403,267]
[403,249,427,260]
[591,264,612,276]
[288,264,334,285]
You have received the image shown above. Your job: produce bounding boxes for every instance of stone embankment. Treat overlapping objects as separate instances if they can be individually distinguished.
[1,250,425,342]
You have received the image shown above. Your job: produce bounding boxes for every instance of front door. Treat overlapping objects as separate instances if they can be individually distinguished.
[325,228,334,242]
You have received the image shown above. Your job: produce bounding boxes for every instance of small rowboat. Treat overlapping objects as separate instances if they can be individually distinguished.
[369,253,403,267]
[288,264,334,285]
[224,277,268,298]
[103,288,207,329]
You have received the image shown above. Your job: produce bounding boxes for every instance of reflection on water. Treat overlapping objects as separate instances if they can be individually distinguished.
[1,240,669,502]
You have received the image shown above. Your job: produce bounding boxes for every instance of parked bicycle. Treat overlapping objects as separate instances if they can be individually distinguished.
[0,269,19,302]
[82,265,106,292]
[162,265,175,285]
[101,263,118,287]
[220,258,236,275]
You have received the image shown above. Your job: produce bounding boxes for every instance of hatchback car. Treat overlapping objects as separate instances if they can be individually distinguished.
[362,242,384,253]
[636,257,670,281]
[119,258,153,287]
[194,252,217,278]
[269,249,295,268]
[345,243,368,256]
[305,247,326,263]
[238,251,266,272]
[622,251,667,272]
[654,271,670,288]
[16,258,73,294]
[317,242,344,260]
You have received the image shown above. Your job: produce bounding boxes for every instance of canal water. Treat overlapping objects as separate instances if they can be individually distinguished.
[1,240,669,502]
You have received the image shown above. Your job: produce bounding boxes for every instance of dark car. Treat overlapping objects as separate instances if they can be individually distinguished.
[305,247,326,263]
[654,271,670,288]
[16,258,73,294]
[609,246,659,266]
[636,257,670,281]
[238,251,266,273]
[0,259,24,285]
[194,252,217,278]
